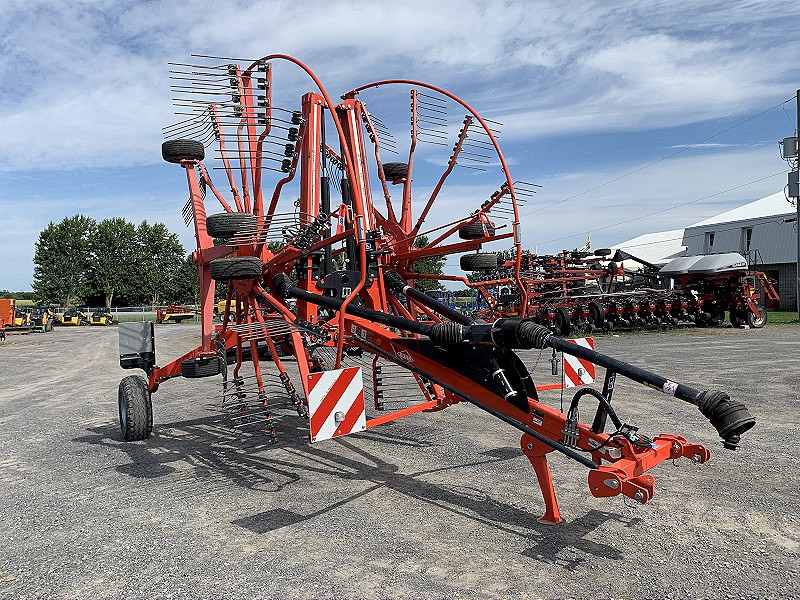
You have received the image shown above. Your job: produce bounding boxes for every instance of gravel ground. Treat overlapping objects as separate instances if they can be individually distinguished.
[0,323,797,599]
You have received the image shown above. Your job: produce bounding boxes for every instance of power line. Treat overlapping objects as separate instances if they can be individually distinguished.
[533,171,787,247]
[522,95,797,218]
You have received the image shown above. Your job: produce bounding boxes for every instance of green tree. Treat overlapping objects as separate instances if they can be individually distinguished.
[163,255,200,305]
[412,235,445,291]
[33,215,96,307]
[133,221,187,307]
[87,217,138,307]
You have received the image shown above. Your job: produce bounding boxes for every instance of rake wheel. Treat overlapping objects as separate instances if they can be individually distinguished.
[181,356,224,378]
[460,252,500,271]
[206,212,258,239]
[209,257,263,281]
[161,139,205,163]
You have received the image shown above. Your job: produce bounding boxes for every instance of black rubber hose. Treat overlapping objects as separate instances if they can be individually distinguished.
[384,270,474,326]
[272,273,432,335]
[569,387,624,431]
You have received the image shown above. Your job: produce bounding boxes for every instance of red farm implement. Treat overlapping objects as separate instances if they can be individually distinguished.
[156,305,200,324]
[116,54,755,523]
[466,248,779,334]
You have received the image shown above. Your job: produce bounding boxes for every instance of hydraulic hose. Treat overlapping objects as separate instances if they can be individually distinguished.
[384,269,473,326]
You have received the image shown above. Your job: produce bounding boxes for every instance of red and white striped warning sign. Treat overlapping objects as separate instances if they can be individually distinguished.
[563,337,596,388]
[307,366,366,443]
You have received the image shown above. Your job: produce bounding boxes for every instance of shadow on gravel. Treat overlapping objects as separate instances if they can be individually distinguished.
[75,413,633,567]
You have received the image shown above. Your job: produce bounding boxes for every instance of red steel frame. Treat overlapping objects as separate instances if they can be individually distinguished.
[133,54,755,524]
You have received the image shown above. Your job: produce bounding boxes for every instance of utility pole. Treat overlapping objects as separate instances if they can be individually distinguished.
[796,89,799,321]
[785,90,800,321]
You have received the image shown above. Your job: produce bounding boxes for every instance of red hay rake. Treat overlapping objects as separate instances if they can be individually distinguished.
[116,54,755,524]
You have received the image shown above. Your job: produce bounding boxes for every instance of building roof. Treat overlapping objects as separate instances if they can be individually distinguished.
[611,229,686,266]
[688,191,794,228]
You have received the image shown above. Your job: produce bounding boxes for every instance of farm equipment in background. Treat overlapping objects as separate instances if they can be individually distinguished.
[60,308,89,326]
[89,309,114,326]
[0,299,31,336]
[156,305,200,324]
[29,307,56,332]
[465,247,779,334]
[115,53,755,523]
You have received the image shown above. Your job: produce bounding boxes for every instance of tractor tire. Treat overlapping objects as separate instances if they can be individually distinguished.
[209,256,263,281]
[594,248,612,257]
[458,222,496,239]
[161,139,205,164]
[118,375,153,441]
[460,253,500,271]
[382,162,408,179]
[181,356,224,378]
[206,212,258,239]
[746,305,767,328]
[587,301,605,327]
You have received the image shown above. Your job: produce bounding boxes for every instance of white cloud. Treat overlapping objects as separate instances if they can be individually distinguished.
[0,0,798,169]
[517,146,790,252]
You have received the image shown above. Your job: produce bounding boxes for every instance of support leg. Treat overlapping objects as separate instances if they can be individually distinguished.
[520,433,562,524]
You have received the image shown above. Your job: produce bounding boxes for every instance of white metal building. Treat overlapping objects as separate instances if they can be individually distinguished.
[681,191,796,310]
[609,191,797,310]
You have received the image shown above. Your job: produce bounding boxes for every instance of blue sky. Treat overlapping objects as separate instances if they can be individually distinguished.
[1,0,799,291]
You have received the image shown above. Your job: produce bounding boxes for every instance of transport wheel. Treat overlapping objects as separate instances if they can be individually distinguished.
[381,162,408,180]
[458,222,496,239]
[206,212,258,239]
[708,307,725,327]
[729,308,745,328]
[554,307,571,336]
[209,256,263,281]
[181,356,224,378]
[118,375,153,441]
[161,139,205,163]
[746,305,767,328]
[460,253,500,271]
[587,301,605,327]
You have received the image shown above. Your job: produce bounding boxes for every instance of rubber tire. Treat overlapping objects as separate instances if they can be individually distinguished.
[181,356,224,378]
[209,256,263,281]
[382,162,408,179]
[587,301,605,327]
[746,305,767,328]
[311,346,336,372]
[118,375,153,441]
[206,212,258,239]
[708,307,725,327]
[553,307,571,336]
[729,308,746,328]
[594,248,612,257]
[460,253,500,271]
[458,222,496,239]
[162,139,205,163]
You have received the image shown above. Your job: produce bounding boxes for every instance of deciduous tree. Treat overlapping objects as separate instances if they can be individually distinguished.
[33,215,96,307]
[88,217,137,307]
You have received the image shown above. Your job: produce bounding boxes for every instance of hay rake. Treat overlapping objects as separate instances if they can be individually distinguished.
[116,54,755,523]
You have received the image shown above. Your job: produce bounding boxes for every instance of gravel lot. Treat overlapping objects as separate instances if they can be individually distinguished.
[0,323,798,599]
